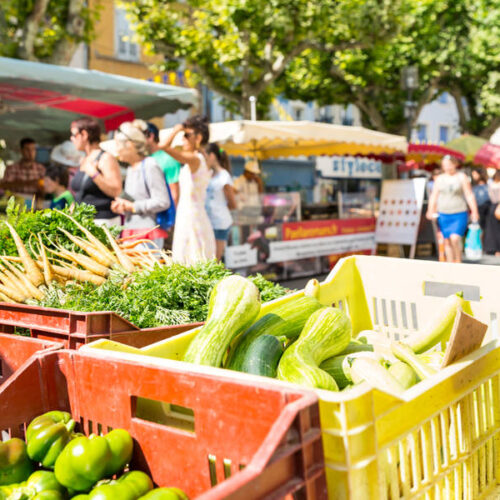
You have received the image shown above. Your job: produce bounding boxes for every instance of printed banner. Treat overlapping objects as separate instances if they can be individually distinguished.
[316,156,382,179]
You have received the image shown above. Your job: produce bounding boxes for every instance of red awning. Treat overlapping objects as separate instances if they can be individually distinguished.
[408,143,465,160]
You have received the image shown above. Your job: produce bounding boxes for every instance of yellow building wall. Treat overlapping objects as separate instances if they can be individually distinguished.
[87,0,197,91]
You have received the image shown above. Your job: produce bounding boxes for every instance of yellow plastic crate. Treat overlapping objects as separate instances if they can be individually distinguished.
[85,256,500,499]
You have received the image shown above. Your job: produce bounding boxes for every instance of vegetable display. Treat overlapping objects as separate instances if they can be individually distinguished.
[183,275,477,396]
[0,411,188,500]
[0,200,288,329]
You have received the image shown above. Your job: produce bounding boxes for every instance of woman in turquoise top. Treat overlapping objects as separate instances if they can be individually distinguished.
[44,164,75,209]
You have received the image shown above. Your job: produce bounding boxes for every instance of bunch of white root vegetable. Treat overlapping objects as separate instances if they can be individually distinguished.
[0,211,170,304]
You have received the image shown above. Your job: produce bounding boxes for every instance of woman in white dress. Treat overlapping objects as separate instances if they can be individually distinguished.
[160,115,216,264]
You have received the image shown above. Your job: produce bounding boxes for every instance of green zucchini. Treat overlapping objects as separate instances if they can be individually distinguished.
[341,340,374,355]
[320,355,351,389]
[277,307,352,391]
[406,293,473,354]
[391,341,436,380]
[387,361,418,389]
[183,275,261,367]
[349,357,405,396]
[239,335,284,378]
[226,295,323,371]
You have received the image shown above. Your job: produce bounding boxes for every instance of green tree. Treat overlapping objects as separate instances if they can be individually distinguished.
[0,0,100,64]
[123,0,403,119]
[284,0,499,138]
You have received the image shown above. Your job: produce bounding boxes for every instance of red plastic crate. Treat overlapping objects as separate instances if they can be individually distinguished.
[0,333,62,386]
[0,349,327,499]
[0,303,202,349]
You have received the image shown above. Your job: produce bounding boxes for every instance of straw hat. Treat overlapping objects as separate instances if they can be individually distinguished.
[244,160,260,174]
[50,141,84,167]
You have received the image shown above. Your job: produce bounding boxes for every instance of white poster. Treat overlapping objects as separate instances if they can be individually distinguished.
[316,155,382,179]
[224,244,258,268]
[375,178,427,245]
[266,233,376,263]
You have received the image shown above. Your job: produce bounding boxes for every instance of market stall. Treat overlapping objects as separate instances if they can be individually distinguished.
[0,56,197,146]
[170,120,407,279]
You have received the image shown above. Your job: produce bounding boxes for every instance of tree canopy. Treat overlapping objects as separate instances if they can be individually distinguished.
[283,0,499,137]
[0,0,100,64]
[123,0,404,118]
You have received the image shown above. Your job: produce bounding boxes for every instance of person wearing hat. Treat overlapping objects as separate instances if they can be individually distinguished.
[233,159,264,209]
[50,140,85,169]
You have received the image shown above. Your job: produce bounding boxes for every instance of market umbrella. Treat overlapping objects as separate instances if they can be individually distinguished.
[407,143,465,162]
[445,135,487,162]
[157,120,407,159]
[0,57,198,146]
[473,143,500,169]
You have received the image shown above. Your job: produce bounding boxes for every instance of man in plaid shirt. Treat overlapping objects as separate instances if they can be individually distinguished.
[0,137,45,195]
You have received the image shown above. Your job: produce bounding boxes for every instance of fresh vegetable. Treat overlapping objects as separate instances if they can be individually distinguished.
[38,260,288,329]
[418,351,445,370]
[304,278,320,298]
[349,357,405,396]
[226,295,323,371]
[54,429,133,492]
[26,411,76,469]
[184,276,261,366]
[139,488,189,500]
[387,361,418,389]
[406,293,473,354]
[277,307,352,390]
[319,355,351,389]
[0,438,32,485]
[0,471,65,500]
[76,470,153,500]
[239,335,284,378]
[391,341,436,380]
[341,340,374,355]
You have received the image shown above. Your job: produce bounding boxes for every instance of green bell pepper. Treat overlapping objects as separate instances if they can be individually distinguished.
[54,429,133,492]
[78,471,153,500]
[0,438,33,485]
[139,488,189,500]
[26,411,76,469]
[0,470,65,500]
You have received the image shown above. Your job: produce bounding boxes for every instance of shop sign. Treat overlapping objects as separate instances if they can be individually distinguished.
[316,156,382,179]
[265,218,376,263]
[225,244,258,268]
[266,232,376,263]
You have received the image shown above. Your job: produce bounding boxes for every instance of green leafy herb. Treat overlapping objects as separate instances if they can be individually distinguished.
[37,260,291,328]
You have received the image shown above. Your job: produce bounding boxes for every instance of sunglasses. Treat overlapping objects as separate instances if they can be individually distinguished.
[184,132,194,139]
[70,131,80,138]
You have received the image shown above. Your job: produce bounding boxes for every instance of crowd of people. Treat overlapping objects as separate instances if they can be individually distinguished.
[426,155,500,262]
[0,115,264,265]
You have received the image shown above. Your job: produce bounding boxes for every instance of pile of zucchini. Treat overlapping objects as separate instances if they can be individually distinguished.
[183,275,474,395]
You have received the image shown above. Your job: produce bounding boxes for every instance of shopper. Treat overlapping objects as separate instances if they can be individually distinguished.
[426,155,479,263]
[484,171,500,256]
[159,115,216,264]
[471,167,491,231]
[144,122,181,206]
[0,137,45,196]
[43,164,75,209]
[70,118,122,226]
[205,143,236,260]
[233,159,264,208]
[110,120,170,249]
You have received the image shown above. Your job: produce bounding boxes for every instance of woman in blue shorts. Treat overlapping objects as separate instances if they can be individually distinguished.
[426,155,479,263]
[205,143,237,260]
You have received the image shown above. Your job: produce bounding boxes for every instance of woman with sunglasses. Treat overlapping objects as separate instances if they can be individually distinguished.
[110,120,171,249]
[70,118,122,226]
[159,115,216,263]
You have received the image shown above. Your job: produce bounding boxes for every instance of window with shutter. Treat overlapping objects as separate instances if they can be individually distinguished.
[114,7,140,62]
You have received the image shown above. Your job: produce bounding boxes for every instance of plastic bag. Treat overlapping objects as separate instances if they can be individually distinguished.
[464,223,482,261]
